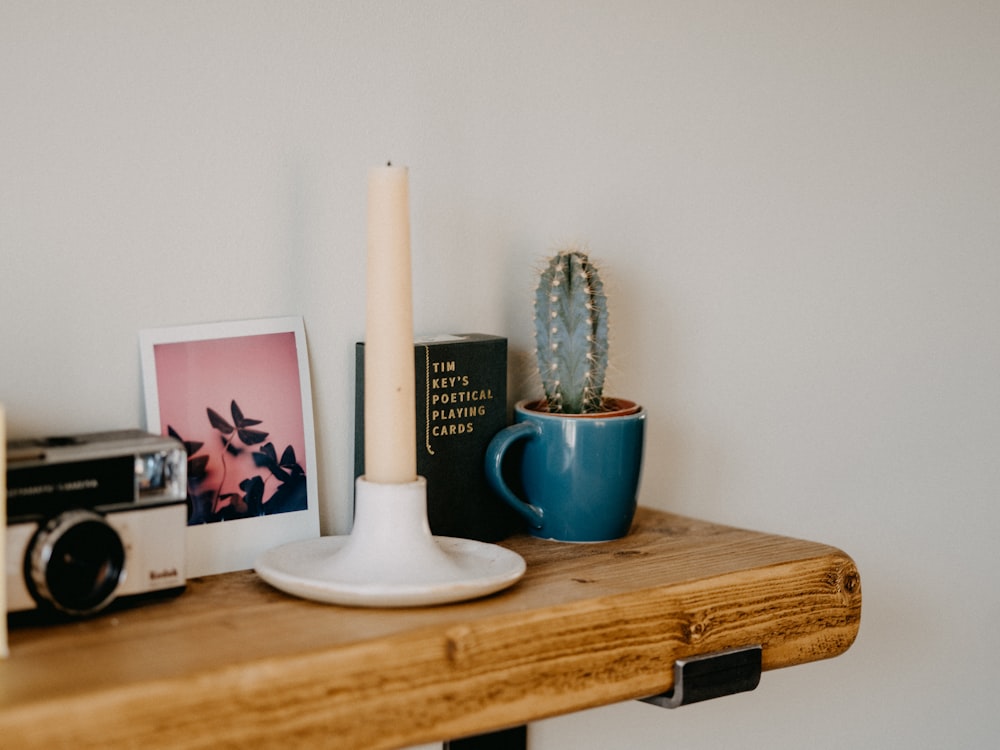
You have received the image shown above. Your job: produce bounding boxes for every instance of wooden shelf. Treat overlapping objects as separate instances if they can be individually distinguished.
[0,508,861,749]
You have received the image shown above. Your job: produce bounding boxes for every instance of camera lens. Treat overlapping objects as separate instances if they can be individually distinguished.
[30,510,126,616]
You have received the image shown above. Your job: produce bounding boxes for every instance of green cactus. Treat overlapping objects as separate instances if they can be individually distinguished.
[533,249,609,414]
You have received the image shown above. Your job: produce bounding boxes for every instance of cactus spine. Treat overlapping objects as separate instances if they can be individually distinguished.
[533,249,609,414]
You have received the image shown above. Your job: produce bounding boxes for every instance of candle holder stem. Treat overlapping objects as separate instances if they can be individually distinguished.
[322,477,463,584]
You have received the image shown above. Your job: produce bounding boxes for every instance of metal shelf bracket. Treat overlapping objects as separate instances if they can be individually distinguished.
[640,645,762,708]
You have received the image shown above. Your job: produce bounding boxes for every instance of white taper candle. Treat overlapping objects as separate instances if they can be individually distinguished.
[364,164,417,484]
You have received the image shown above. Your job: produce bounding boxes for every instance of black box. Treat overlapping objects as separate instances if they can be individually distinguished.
[355,333,519,541]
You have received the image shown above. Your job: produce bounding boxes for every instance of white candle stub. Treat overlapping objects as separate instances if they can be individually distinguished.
[364,164,417,484]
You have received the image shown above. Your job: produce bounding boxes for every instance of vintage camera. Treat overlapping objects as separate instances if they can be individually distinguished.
[5,429,187,617]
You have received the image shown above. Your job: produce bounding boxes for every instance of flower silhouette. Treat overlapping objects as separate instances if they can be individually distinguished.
[169,399,307,524]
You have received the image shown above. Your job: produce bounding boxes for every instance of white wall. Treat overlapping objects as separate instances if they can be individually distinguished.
[3,2,998,748]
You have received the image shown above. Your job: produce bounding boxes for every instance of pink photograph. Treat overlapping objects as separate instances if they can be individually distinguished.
[141,317,319,576]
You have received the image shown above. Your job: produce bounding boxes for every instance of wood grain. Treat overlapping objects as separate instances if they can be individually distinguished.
[0,509,860,749]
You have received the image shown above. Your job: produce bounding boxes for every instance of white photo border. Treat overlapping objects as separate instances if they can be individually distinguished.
[140,316,319,577]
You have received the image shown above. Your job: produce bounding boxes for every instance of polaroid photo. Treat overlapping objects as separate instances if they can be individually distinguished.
[140,317,319,577]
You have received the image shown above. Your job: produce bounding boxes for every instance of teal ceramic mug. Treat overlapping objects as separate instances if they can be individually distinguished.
[485,399,645,542]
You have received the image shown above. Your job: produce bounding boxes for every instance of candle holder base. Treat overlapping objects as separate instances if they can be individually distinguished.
[254,476,526,607]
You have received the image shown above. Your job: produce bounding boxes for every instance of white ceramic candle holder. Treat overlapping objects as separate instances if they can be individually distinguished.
[255,476,525,608]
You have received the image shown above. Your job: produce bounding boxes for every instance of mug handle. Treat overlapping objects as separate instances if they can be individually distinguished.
[484,422,544,530]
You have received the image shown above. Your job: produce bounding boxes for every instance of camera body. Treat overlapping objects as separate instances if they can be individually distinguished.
[5,429,187,617]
